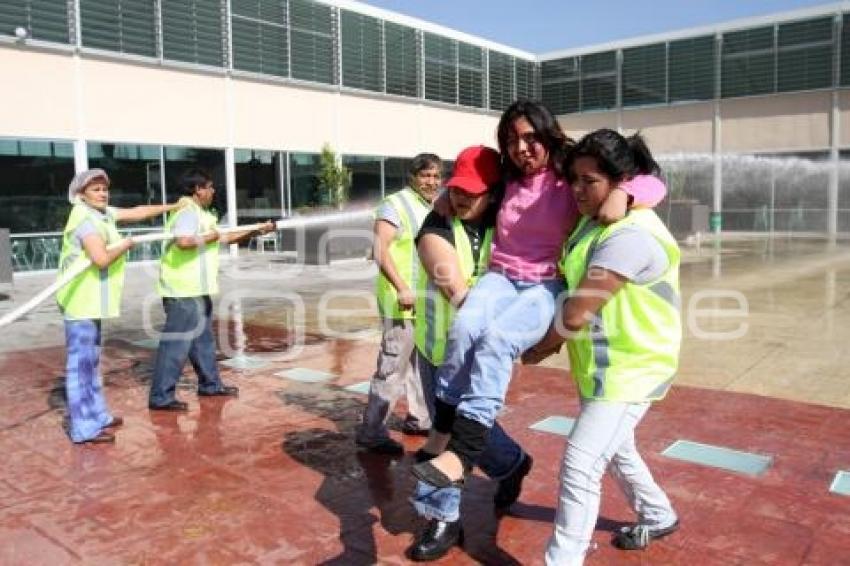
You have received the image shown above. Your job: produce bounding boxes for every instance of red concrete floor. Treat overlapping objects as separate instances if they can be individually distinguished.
[0,326,849,565]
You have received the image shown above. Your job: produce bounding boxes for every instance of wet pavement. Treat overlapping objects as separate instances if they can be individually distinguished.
[0,237,849,564]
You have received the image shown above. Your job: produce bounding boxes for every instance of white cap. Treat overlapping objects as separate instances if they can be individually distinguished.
[68,169,110,203]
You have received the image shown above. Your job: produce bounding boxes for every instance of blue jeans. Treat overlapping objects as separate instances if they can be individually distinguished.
[411,421,526,521]
[436,272,563,426]
[64,319,113,442]
[149,296,224,406]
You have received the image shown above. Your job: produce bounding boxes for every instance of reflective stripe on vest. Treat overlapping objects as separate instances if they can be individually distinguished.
[414,220,493,364]
[560,209,681,402]
[55,203,126,320]
[375,187,430,320]
[158,202,220,297]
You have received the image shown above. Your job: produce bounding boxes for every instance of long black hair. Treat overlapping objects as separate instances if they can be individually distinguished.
[496,98,574,181]
[565,128,660,183]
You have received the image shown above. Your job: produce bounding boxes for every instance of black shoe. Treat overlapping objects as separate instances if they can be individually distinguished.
[198,385,239,397]
[355,436,404,456]
[148,400,189,412]
[407,519,463,562]
[494,453,533,510]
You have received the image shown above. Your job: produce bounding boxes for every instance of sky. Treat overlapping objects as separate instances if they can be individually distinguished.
[357,0,837,53]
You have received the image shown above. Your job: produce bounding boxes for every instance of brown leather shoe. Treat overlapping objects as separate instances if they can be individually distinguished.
[78,431,115,444]
[105,416,124,428]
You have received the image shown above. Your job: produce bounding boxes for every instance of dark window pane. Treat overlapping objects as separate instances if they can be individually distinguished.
[384,21,418,97]
[235,149,283,224]
[342,155,382,203]
[87,142,163,227]
[580,51,616,111]
[341,9,382,92]
[0,1,70,43]
[423,32,457,104]
[231,0,288,77]
[458,42,484,108]
[383,157,412,194]
[162,0,225,67]
[81,0,157,57]
[541,57,579,114]
[777,17,833,92]
[288,152,321,209]
[842,14,850,86]
[669,35,716,102]
[515,58,537,101]
[488,50,514,111]
[622,42,666,107]
[289,0,335,84]
[163,146,227,219]
[722,26,775,98]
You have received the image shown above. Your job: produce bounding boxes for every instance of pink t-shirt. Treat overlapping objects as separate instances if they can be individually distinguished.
[489,168,666,282]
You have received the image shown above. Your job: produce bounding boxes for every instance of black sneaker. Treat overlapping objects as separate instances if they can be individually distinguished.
[612,519,680,550]
[407,519,463,561]
[494,453,533,510]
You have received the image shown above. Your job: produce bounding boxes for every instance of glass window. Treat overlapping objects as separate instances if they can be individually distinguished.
[580,51,617,111]
[541,57,579,115]
[668,35,716,103]
[288,152,321,210]
[384,22,419,97]
[722,25,775,98]
[341,9,383,92]
[515,58,537,101]
[488,51,514,111]
[289,0,336,85]
[87,142,163,226]
[0,1,69,43]
[161,0,225,67]
[423,32,458,104]
[842,15,850,86]
[458,42,484,108]
[622,43,667,107]
[0,139,76,235]
[235,149,283,224]
[777,17,833,93]
[163,146,227,219]
[231,0,288,77]
[80,0,157,57]
[383,157,412,194]
[342,155,382,204]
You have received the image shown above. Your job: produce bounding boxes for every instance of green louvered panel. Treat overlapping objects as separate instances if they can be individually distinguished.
[541,57,579,114]
[622,42,666,106]
[722,25,775,98]
[457,41,484,108]
[777,16,833,92]
[289,0,335,84]
[162,0,225,67]
[488,50,513,111]
[668,35,716,102]
[580,50,616,111]
[423,32,457,104]
[80,0,156,57]
[384,21,418,97]
[341,9,382,92]
[842,14,850,86]
[515,58,537,101]
[0,0,69,43]
[231,0,287,77]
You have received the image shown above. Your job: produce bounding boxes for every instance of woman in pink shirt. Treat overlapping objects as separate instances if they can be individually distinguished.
[412,100,666,496]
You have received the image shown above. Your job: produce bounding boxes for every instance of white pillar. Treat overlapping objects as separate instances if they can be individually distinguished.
[225,145,238,257]
[711,34,722,234]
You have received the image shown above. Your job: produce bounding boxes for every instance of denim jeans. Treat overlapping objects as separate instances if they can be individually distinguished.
[544,400,677,566]
[149,296,224,406]
[410,421,526,521]
[436,272,564,426]
[411,355,526,522]
[64,319,114,442]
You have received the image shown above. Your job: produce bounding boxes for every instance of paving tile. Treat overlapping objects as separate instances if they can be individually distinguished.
[130,338,159,350]
[829,470,850,496]
[529,415,575,436]
[343,380,371,395]
[221,355,271,370]
[662,439,773,477]
[275,367,336,383]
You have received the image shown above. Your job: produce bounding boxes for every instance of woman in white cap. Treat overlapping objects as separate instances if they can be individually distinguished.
[57,168,185,444]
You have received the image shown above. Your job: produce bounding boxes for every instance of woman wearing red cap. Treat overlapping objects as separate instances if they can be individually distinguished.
[57,169,184,444]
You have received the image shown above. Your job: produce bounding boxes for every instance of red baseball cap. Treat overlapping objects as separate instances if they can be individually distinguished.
[445,145,501,195]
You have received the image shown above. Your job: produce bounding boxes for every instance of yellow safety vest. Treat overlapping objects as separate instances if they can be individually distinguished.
[560,209,681,402]
[415,219,493,364]
[158,201,220,297]
[56,203,126,320]
[375,187,430,320]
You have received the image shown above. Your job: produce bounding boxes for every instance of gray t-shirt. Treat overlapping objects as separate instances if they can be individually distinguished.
[588,224,669,284]
[73,206,116,245]
[172,208,201,236]
[376,201,401,230]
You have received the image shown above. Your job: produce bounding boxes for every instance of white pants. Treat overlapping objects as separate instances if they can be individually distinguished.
[545,400,677,566]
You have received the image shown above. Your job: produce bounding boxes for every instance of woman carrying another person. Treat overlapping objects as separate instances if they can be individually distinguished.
[407,145,531,561]
[413,99,667,492]
[57,169,185,444]
[525,128,681,565]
